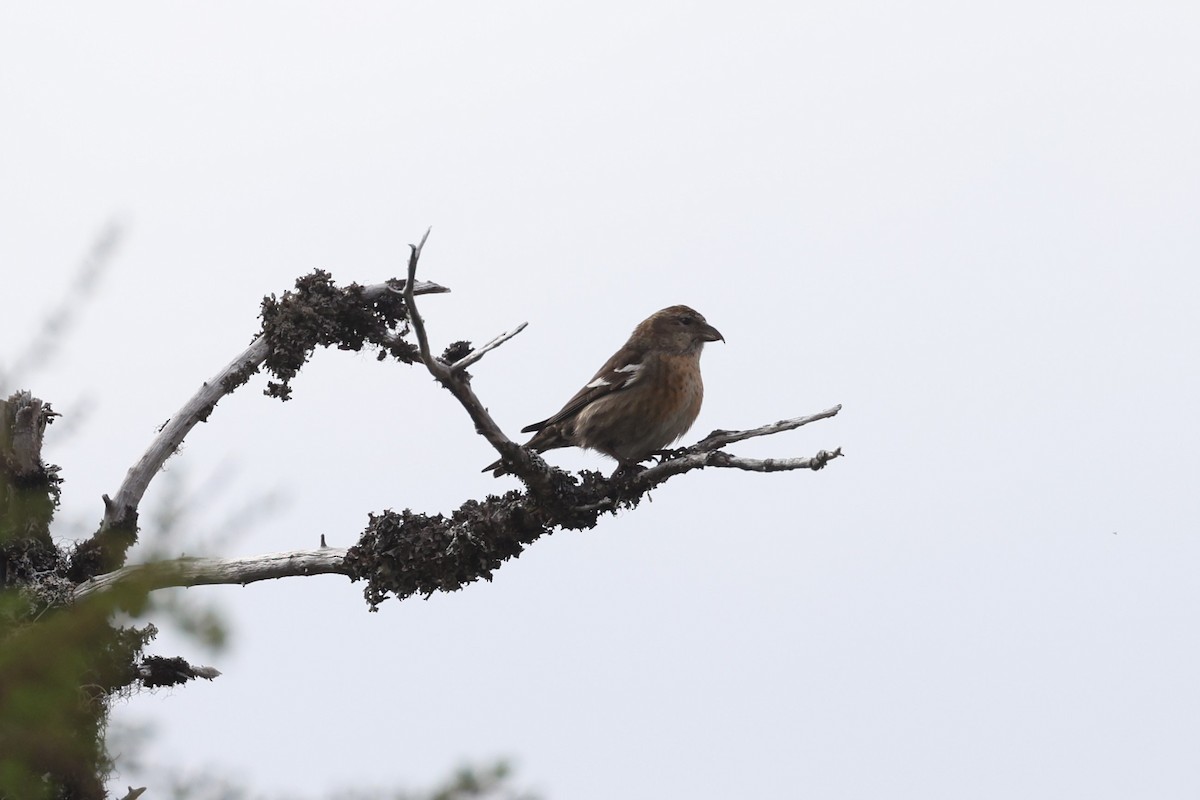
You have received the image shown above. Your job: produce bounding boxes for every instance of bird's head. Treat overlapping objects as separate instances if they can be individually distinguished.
[639,305,724,355]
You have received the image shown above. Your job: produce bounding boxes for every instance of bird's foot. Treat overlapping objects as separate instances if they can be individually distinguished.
[609,462,647,481]
[606,462,651,505]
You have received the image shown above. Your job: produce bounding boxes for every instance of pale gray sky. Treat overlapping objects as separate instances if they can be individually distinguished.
[3,2,1199,798]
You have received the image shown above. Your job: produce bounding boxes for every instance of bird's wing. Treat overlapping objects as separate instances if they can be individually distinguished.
[521,346,647,433]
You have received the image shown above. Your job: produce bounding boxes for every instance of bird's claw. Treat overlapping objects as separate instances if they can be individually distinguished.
[610,462,648,481]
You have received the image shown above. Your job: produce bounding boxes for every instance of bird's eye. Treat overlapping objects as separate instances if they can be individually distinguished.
[678,317,693,326]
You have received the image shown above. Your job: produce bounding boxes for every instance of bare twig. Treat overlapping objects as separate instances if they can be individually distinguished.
[566,441,843,513]
[72,548,351,602]
[693,405,843,450]
[450,322,529,372]
[712,449,843,472]
[636,446,843,488]
[631,408,844,489]
[403,228,437,370]
[630,444,842,492]
[399,231,552,489]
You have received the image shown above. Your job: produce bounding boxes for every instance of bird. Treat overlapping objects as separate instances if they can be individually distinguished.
[486,305,724,476]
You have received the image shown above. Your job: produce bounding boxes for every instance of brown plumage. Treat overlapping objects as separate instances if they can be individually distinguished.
[486,305,723,475]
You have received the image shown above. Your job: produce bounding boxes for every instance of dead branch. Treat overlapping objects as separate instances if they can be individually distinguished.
[67,231,842,609]
[102,277,448,532]
[401,231,558,494]
[449,322,528,372]
[72,548,351,602]
[69,276,448,582]
[693,406,844,450]
[629,408,845,490]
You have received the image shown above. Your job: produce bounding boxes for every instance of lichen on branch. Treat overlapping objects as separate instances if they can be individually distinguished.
[259,270,422,401]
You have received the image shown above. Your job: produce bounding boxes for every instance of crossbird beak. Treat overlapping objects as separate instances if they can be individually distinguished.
[700,323,724,343]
